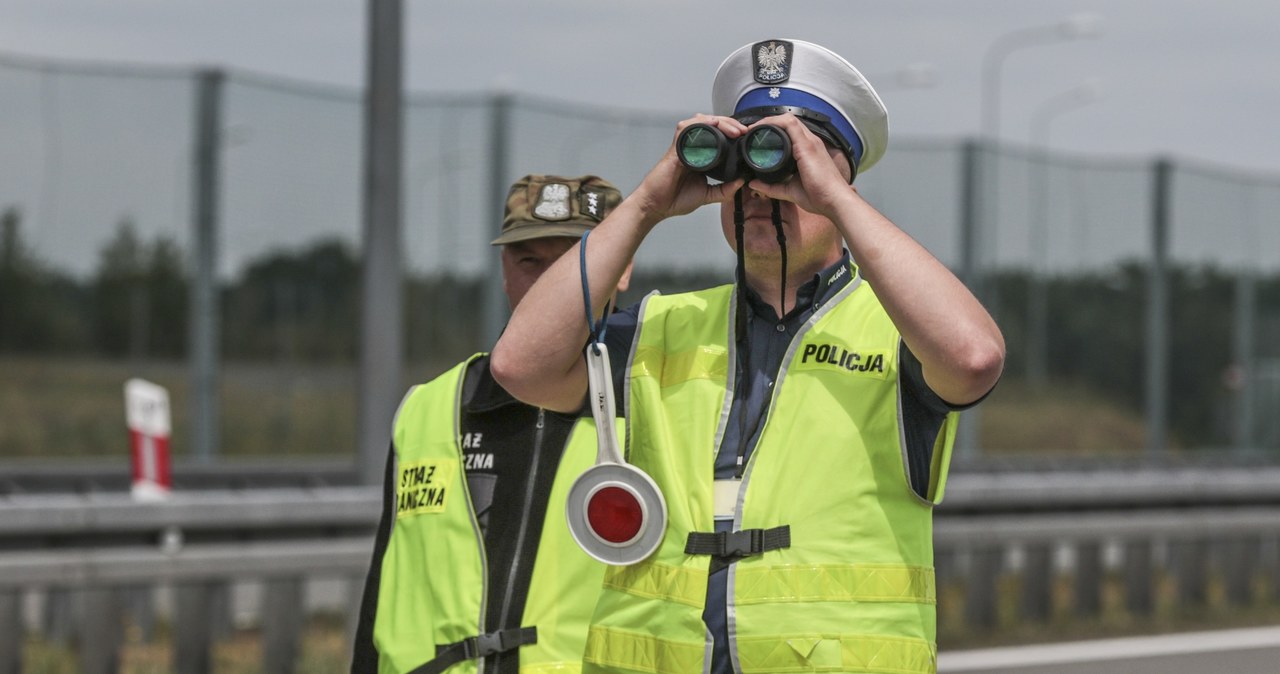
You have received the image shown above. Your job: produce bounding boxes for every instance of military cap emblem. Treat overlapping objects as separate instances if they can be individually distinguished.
[579,186,608,222]
[753,40,792,84]
[532,183,572,221]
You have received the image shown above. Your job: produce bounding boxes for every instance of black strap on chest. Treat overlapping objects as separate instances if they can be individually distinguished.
[685,526,791,574]
[409,626,538,674]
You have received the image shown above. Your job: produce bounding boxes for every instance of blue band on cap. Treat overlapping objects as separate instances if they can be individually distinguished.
[736,87,864,166]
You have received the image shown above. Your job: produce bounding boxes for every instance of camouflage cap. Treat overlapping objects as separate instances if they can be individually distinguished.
[491,174,623,245]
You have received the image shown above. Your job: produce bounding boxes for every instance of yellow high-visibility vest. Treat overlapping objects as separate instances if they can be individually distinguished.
[585,278,957,674]
[374,354,613,674]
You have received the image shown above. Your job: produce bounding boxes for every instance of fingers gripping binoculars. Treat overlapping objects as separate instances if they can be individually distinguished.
[675,106,856,184]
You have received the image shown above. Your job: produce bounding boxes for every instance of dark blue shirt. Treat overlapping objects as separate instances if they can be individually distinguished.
[600,253,958,674]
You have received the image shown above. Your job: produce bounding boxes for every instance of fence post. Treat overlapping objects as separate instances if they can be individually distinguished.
[43,588,76,645]
[175,582,214,674]
[1020,543,1053,622]
[954,139,986,461]
[0,589,20,674]
[1124,539,1154,617]
[1173,538,1209,608]
[190,68,225,464]
[1271,535,1280,604]
[262,577,305,673]
[208,581,234,640]
[1224,536,1258,607]
[481,92,513,347]
[1073,542,1103,617]
[1233,272,1257,452]
[1145,158,1172,456]
[965,546,1003,629]
[77,587,123,674]
[356,0,406,487]
[125,586,157,642]
[345,573,365,665]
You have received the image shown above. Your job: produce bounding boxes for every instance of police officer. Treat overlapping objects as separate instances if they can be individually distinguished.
[491,40,1005,674]
[352,175,631,674]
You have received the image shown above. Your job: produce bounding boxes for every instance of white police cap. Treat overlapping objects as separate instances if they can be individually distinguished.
[712,39,889,174]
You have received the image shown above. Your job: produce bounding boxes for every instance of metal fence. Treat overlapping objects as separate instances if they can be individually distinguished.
[2,50,1279,465]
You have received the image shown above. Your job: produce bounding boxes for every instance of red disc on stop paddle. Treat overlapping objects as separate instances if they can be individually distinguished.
[587,486,644,543]
[566,463,666,565]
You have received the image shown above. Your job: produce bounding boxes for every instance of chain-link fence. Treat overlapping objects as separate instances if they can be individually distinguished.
[2,51,1278,462]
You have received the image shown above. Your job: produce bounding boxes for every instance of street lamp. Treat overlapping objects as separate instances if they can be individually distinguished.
[980,13,1103,143]
[1027,80,1101,389]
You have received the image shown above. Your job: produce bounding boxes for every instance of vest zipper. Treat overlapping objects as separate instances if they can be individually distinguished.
[492,407,546,673]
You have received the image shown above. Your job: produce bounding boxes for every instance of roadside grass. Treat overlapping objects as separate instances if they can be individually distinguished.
[977,379,1152,454]
[3,355,1159,460]
[0,355,453,459]
[938,570,1280,650]
[22,614,350,674]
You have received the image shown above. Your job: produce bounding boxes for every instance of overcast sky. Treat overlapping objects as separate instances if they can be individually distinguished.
[3,0,1280,175]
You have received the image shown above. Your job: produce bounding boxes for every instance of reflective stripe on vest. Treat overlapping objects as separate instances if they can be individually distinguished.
[374,354,613,674]
[585,282,956,674]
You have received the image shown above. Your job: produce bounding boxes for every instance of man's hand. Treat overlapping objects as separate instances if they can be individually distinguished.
[631,114,746,227]
[739,113,855,220]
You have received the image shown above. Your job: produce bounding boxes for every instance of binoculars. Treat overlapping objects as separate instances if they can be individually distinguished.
[675,106,857,184]
[676,123,795,184]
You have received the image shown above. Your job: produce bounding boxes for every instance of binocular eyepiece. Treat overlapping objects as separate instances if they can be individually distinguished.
[676,123,796,184]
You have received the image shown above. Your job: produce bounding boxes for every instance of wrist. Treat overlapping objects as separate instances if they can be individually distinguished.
[622,191,667,233]
[818,184,860,221]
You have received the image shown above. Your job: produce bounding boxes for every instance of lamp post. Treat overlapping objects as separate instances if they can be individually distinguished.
[980,13,1103,142]
[955,14,1100,460]
[1027,80,1101,389]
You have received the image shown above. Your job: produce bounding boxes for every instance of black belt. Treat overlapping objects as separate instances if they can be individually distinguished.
[685,526,791,574]
[409,626,537,674]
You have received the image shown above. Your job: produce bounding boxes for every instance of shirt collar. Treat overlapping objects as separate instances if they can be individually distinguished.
[812,251,856,311]
[741,250,856,320]
[464,356,521,413]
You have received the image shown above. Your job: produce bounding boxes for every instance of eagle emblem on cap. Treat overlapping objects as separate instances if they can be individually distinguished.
[533,183,572,221]
[753,40,791,84]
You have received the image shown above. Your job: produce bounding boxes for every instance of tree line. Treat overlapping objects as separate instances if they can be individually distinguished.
[2,206,1277,447]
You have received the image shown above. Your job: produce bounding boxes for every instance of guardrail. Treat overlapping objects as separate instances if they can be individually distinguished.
[0,458,359,494]
[8,456,1280,508]
[2,467,1280,672]
[0,488,378,674]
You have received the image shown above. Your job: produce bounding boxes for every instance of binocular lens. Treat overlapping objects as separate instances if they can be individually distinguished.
[676,122,796,183]
[677,125,725,170]
[744,127,788,171]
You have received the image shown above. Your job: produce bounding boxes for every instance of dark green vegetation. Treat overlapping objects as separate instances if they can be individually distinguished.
[3,205,1279,456]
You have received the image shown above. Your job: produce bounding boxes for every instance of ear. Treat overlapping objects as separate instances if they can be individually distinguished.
[616,259,635,294]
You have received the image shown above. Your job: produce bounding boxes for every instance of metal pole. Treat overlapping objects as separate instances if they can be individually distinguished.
[190,68,224,464]
[1026,83,1100,390]
[482,93,513,346]
[1145,158,1172,457]
[1233,272,1257,452]
[357,0,404,486]
[1027,145,1050,389]
[955,139,984,461]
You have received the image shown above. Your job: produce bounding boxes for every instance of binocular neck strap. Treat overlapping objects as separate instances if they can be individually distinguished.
[772,198,787,319]
[731,189,790,326]
[733,189,749,344]
[729,189,791,477]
